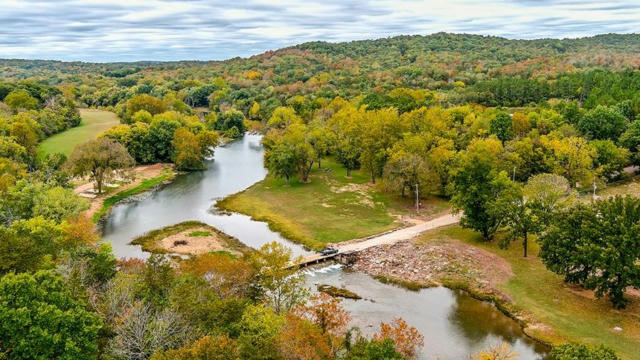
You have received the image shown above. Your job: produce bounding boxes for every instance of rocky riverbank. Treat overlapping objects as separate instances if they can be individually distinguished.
[352,238,512,296]
[350,236,557,348]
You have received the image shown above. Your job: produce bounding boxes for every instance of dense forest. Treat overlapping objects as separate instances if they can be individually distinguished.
[1,33,640,359]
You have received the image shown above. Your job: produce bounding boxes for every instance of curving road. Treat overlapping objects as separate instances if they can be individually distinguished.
[297,212,461,266]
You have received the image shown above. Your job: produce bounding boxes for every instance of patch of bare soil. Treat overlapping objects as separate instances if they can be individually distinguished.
[75,163,172,218]
[329,182,376,207]
[352,237,513,296]
[159,227,242,256]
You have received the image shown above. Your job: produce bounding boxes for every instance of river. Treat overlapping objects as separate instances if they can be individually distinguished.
[101,134,548,359]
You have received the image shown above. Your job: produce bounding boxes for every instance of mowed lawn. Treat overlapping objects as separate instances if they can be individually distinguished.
[218,158,450,250]
[420,225,640,360]
[38,109,120,156]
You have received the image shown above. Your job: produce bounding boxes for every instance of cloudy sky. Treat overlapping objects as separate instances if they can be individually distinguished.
[1,0,639,62]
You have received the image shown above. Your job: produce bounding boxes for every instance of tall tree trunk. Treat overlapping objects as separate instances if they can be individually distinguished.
[370,170,376,184]
[317,159,322,169]
[523,232,528,258]
[346,167,351,177]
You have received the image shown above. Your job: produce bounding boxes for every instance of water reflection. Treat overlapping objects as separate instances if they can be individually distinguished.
[101,134,549,360]
[305,266,548,360]
[101,134,311,259]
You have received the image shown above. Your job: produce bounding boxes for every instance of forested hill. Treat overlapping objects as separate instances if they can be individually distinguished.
[2,32,640,114]
[3,32,640,79]
[293,32,640,66]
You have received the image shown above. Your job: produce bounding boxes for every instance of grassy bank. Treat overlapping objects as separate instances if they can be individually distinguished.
[38,109,120,156]
[218,158,449,250]
[92,172,173,222]
[419,225,640,360]
[130,221,251,256]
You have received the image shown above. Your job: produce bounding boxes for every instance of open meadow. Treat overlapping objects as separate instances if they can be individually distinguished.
[38,109,119,156]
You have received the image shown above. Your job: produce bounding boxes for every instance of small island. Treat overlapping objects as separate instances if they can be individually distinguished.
[130,221,251,256]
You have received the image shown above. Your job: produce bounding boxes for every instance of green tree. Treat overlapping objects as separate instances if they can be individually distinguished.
[125,94,167,120]
[489,112,514,142]
[451,138,509,240]
[237,304,285,360]
[148,117,181,162]
[0,217,63,274]
[265,142,298,185]
[10,122,38,159]
[32,186,88,222]
[539,196,640,308]
[577,105,628,140]
[618,118,640,165]
[267,107,302,130]
[550,343,620,360]
[171,127,217,170]
[306,125,333,169]
[132,109,153,123]
[66,138,134,194]
[4,90,38,112]
[383,135,433,205]
[490,182,540,257]
[250,242,307,314]
[335,138,361,177]
[0,270,102,359]
[590,139,629,179]
[344,336,404,360]
[218,109,246,136]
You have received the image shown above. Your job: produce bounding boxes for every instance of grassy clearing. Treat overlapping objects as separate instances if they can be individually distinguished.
[419,225,640,360]
[188,231,212,237]
[92,172,173,222]
[38,109,120,156]
[218,158,449,250]
[130,221,250,255]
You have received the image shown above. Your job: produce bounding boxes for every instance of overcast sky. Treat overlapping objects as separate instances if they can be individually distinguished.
[1,0,639,62]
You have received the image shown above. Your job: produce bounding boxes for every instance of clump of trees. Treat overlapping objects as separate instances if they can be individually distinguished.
[66,137,134,194]
[539,196,640,308]
[103,110,219,170]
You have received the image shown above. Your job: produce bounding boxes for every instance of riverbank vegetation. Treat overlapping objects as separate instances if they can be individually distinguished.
[2,33,640,358]
[383,225,639,359]
[219,157,450,249]
[90,168,175,222]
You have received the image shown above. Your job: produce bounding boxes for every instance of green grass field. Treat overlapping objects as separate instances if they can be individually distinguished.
[218,158,450,250]
[420,226,640,360]
[38,109,120,156]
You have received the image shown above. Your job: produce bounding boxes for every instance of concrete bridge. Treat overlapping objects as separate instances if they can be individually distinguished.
[290,213,460,269]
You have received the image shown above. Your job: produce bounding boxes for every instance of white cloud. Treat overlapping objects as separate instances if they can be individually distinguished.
[0,0,638,62]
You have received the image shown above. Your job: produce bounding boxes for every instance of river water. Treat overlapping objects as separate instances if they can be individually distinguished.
[102,134,311,259]
[101,134,548,359]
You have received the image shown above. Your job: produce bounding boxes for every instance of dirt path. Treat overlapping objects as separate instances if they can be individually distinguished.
[297,213,461,265]
[338,212,461,252]
[74,163,172,218]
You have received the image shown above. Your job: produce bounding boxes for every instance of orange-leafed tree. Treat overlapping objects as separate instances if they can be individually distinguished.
[296,293,350,336]
[61,215,99,247]
[180,252,255,298]
[373,318,424,359]
[295,293,351,354]
[276,314,332,360]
